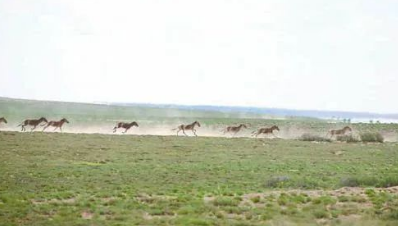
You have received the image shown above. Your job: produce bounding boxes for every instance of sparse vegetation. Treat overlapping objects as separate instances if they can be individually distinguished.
[265,176,291,188]
[336,135,360,143]
[340,176,398,188]
[1,98,398,225]
[299,133,331,142]
[360,132,384,143]
[1,132,398,225]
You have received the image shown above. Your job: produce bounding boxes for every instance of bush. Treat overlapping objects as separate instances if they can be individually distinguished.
[336,135,360,143]
[378,176,398,188]
[339,177,363,187]
[339,176,397,188]
[265,176,290,188]
[313,209,329,219]
[360,132,384,143]
[299,133,331,142]
[212,197,240,206]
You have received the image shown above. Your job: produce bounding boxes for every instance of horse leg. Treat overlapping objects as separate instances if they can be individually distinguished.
[193,129,197,137]
[43,125,49,131]
[21,125,25,132]
[123,128,128,134]
[113,127,117,133]
[31,125,37,132]
[59,126,63,132]
[183,129,188,136]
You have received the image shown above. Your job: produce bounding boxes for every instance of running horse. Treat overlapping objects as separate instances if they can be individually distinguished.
[0,117,7,124]
[113,121,139,133]
[252,125,280,138]
[222,124,247,136]
[18,117,48,131]
[174,121,201,136]
[43,118,69,132]
[327,126,352,138]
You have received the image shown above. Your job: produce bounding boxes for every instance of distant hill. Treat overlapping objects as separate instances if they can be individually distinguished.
[1,97,397,122]
[109,102,398,122]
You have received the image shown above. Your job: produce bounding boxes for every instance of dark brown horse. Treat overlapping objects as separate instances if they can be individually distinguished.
[252,125,280,138]
[0,117,7,124]
[113,121,139,133]
[222,124,247,136]
[18,117,48,132]
[43,118,69,132]
[174,121,201,136]
[327,126,352,137]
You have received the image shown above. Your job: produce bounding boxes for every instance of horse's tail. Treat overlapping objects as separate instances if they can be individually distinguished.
[172,125,182,131]
[17,123,23,127]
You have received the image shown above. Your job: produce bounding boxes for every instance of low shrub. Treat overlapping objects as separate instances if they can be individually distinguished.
[212,197,240,207]
[360,132,384,143]
[299,133,331,142]
[339,176,397,188]
[336,135,360,143]
[265,176,290,188]
[313,209,329,219]
[378,176,398,188]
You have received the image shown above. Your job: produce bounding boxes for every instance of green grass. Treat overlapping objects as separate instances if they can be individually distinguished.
[1,132,398,225]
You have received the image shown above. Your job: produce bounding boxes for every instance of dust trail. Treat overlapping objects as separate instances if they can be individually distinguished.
[0,124,256,138]
[1,124,397,142]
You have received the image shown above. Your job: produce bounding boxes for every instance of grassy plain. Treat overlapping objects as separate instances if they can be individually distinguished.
[1,132,398,225]
[1,97,398,225]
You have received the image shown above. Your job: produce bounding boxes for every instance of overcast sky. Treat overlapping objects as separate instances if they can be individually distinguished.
[1,0,397,113]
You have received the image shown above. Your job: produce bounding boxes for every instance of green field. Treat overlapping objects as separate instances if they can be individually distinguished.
[1,98,398,225]
[1,132,398,225]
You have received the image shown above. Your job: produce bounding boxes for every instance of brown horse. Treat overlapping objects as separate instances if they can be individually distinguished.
[327,126,352,137]
[252,125,280,138]
[222,124,247,136]
[0,117,7,124]
[113,121,139,133]
[174,121,201,136]
[18,117,48,132]
[43,118,69,132]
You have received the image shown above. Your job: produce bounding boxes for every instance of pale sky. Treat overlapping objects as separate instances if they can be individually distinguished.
[1,0,397,113]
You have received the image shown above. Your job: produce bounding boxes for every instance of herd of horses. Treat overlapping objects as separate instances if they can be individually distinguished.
[0,117,353,138]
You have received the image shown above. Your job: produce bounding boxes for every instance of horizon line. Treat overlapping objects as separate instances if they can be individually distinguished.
[1,96,397,117]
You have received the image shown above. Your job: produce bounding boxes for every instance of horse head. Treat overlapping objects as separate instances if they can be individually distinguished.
[194,121,201,127]
[343,126,352,132]
[272,125,280,131]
